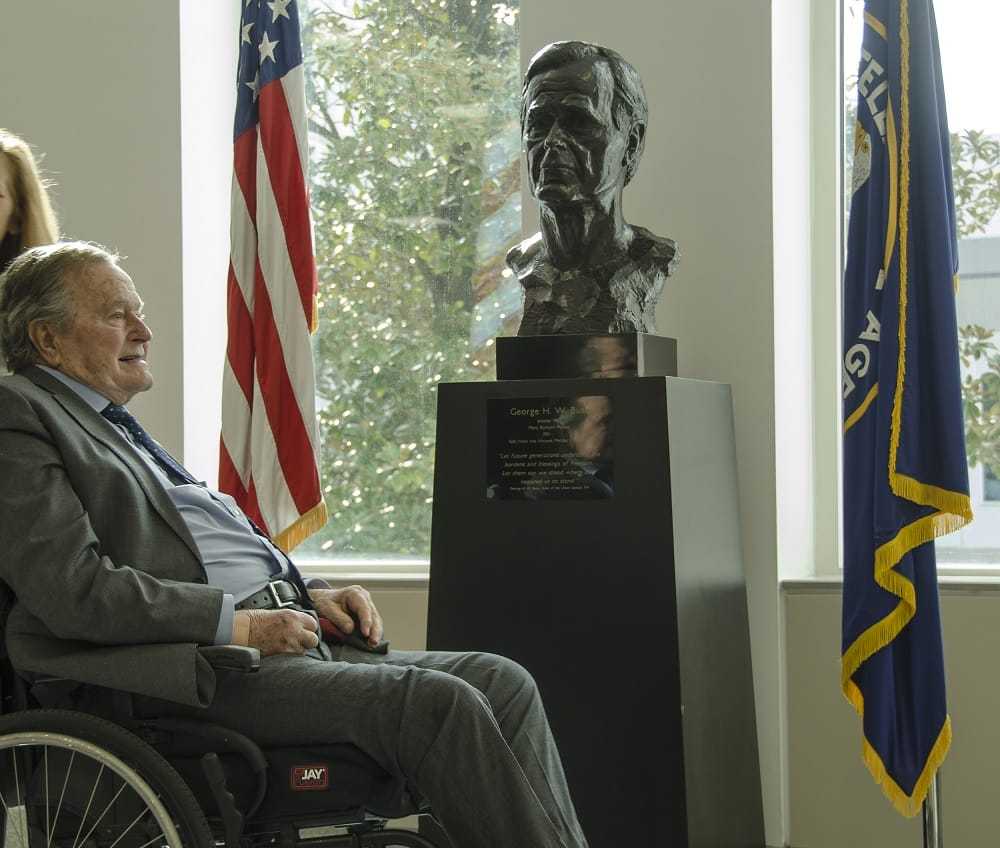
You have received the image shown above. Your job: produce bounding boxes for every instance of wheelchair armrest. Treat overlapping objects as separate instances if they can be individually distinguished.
[198,645,261,673]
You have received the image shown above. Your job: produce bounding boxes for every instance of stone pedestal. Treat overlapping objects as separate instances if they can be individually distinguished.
[428,376,764,848]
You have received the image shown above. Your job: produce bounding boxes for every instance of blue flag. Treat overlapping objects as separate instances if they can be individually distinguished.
[841,0,973,818]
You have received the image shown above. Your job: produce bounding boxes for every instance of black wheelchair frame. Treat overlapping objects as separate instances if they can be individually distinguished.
[0,644,450,848]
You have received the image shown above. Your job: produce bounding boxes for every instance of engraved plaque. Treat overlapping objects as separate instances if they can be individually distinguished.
[486,395,614,500]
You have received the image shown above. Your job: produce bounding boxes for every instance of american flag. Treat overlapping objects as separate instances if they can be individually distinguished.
[220,0,327,551]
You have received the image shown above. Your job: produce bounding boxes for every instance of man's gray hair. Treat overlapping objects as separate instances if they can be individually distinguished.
[521,41,649,184]
[0,241,119,373]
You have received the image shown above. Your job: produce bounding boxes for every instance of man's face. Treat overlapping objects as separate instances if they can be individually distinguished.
[523,58,630,206]
[45,261,154,405]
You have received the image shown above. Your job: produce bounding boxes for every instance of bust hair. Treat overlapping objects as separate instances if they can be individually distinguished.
[0,241,119,373]
[0,130,60,271]
[521,41,649,183]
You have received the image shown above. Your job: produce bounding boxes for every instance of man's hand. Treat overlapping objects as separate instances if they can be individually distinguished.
[308,584,384,647]
[232,608,319,656]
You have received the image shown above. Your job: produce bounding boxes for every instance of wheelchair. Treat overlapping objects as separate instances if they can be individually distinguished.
[0,642,452,848]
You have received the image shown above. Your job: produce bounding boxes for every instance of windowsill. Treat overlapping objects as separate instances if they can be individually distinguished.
[298,561,1000,592]
[295,558,430,588]
[782,572,1000,594]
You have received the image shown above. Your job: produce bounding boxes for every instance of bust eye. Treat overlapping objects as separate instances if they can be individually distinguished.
[563,113,600,134]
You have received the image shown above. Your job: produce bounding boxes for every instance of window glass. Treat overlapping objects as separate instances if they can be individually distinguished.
[844,1,1000,567]
[985,466,1000,503]
[297,0,522,561]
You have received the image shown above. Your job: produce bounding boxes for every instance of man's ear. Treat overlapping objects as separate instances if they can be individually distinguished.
[622,122,646,185]
[27,319,62,367]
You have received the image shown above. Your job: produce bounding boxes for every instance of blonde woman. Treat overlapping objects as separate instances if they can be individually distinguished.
[0,130,59,272]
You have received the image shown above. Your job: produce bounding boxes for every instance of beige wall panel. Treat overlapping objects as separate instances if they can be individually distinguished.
[785,586,1000,848]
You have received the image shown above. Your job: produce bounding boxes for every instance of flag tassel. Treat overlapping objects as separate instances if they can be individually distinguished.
[856,716,951,819]
[274,499,329,554]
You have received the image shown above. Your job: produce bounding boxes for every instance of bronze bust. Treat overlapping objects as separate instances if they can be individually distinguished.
[508,41,677,336]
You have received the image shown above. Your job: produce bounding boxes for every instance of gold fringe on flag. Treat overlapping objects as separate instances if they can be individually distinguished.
[274,499,329,554]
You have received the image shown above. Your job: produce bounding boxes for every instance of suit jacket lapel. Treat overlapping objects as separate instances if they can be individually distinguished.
[23,367,204,566]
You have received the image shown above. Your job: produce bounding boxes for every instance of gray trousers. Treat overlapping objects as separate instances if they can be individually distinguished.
[143,646,589,848]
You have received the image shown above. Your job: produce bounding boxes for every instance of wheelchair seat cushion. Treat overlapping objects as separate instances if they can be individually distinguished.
[170,742,418,822]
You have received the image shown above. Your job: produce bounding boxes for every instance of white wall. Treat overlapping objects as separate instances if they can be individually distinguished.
[809,0,845,581]
[785,584,1000,848]
[0,1,236,483]
[0,1,186,454]
[520,2,785,842]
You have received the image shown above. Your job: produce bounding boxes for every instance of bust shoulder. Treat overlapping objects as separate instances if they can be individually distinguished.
[628,225,679,274]
[505,232,546,275]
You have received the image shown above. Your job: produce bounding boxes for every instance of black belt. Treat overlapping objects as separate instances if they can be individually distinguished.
[236,580,302,611]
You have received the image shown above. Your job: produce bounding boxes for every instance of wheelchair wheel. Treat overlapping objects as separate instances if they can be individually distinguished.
[0,709,213,848]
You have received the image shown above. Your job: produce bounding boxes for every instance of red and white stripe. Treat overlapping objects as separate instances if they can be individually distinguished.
[220,64,327,551]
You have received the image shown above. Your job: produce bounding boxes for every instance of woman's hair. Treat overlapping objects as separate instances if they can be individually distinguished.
[0,130,60,271]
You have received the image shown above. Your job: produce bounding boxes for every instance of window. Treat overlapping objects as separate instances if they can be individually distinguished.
[985,465,1000,502]
[843,1,1000,568]
[296,0,522,565]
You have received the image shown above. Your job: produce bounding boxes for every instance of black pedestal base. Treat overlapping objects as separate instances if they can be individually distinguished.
[428,376,764,847]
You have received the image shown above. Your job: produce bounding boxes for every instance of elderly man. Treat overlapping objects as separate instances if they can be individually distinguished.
[508,41,678,336]
[0,241,589,848]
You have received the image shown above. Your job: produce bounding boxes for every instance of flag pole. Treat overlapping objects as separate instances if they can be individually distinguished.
[922,773,943,848]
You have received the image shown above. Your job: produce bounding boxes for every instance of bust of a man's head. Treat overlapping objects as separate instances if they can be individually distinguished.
[508,41,676,337]
[521,41,647,210]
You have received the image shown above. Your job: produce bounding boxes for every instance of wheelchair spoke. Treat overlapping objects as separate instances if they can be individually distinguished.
[70,762,103,848]
[5,748,27,848]
[10,749,19,809]
[104,806,152,848]
[0,720,206,848]
[75,779,128,848]
[43,747,49,848]
[46,750,74,848]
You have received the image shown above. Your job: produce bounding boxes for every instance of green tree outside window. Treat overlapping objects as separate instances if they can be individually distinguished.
[299,0,522,557]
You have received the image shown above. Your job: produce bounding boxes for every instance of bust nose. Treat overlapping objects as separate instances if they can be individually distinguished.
[543,120,570,150]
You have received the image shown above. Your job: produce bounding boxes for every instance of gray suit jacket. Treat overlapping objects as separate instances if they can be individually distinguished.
[0,366,225,707]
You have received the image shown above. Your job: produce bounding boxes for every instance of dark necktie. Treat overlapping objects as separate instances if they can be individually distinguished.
[101,403,198,486]
[101,403,309,598]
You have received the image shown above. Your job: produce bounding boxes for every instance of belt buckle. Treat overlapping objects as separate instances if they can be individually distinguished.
[267,581,296,609]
